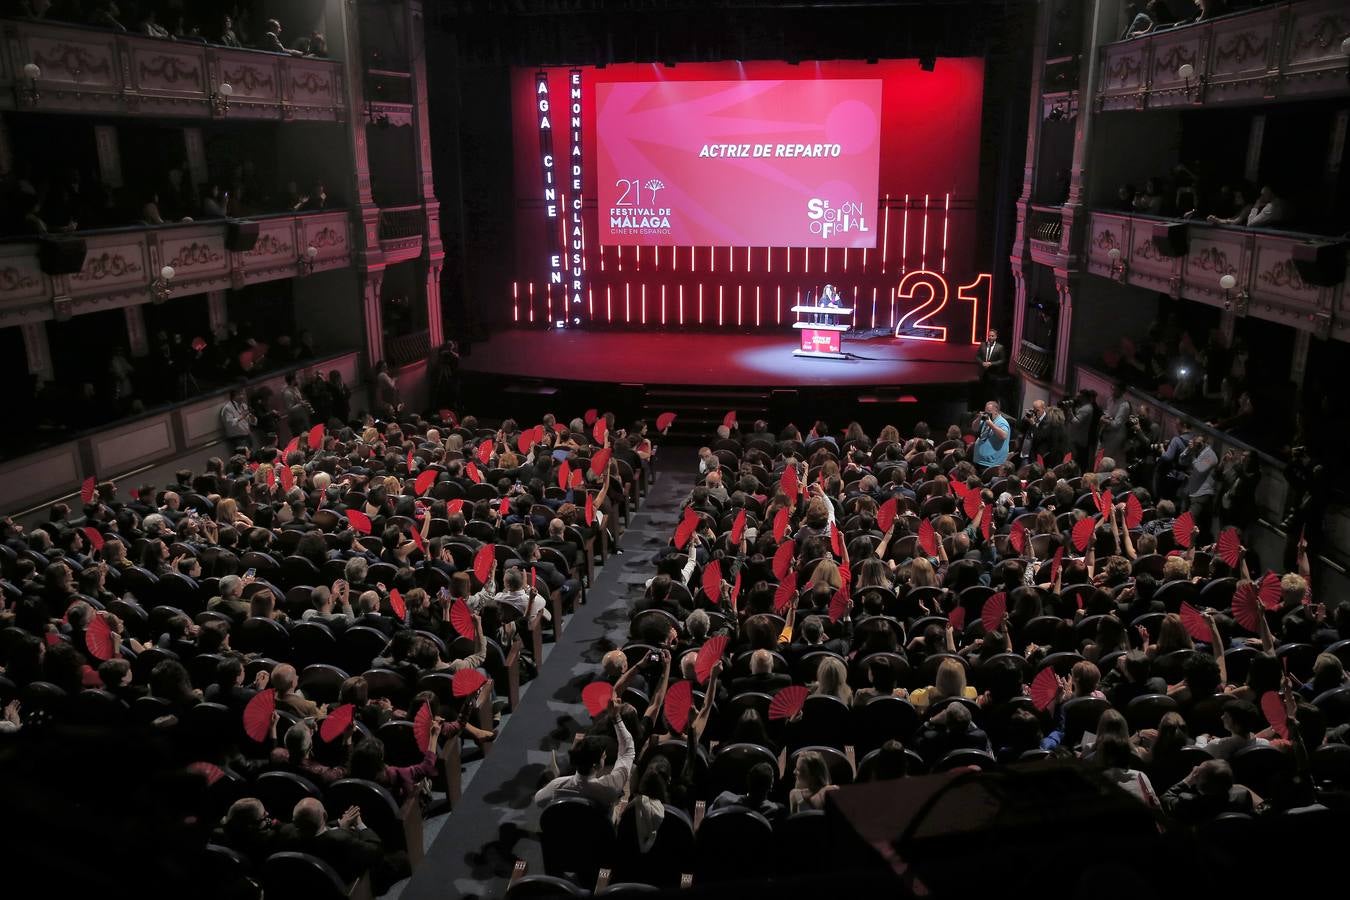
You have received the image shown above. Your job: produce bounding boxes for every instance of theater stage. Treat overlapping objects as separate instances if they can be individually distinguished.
[459,329,978,389]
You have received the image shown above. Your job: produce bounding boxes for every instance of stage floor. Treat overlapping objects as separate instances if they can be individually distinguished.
[460,329,977,388]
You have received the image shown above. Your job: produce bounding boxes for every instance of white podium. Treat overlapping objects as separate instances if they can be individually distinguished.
[789,305,853,359]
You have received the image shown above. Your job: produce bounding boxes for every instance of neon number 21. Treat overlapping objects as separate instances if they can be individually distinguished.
[956,273,993,345]
[894,270,948,342]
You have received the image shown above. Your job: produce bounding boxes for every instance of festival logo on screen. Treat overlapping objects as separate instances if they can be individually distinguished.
[609,177,673,237]
[806,198,869,241]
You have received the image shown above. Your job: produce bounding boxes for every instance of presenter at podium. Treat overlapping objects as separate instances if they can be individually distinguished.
[819,283,842,325]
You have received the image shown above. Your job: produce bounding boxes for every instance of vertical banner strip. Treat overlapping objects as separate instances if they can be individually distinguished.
[536,71,562,326]
[568,69,586,327]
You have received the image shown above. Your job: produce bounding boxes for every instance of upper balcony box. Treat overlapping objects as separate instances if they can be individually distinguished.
[0,18,346,121]
[1084,210,1346,340]
[0,210,352,325]
[1097,0,1349,112]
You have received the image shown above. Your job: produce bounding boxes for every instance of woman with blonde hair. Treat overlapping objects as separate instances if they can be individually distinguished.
[907,556,939,588]
[811,656,852,705]
[910,657,977,709]
[810,557,843,594]
[852,557,892,590]
[877,424,901,446]
[215,497,252,529]
[789,750,837,812]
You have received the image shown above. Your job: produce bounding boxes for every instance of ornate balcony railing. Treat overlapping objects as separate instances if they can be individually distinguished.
[0,18,347,121]
[0,210,353,325]
[1084,210,1347,342]
[1097,0,1349,111]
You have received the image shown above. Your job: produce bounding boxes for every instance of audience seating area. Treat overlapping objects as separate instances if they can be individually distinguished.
[0,407,652,898]
[517,415,1350,895]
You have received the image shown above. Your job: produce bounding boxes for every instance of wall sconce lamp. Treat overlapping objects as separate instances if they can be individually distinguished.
[17,62,41,105]
[211,81,234,114]
[1107,247,1127,279]
[150,265,175,303]
[1177,63,1197,99]
[1219,273,1247,312]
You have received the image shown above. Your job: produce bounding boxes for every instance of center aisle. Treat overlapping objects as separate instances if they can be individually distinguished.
[401,451,697,900]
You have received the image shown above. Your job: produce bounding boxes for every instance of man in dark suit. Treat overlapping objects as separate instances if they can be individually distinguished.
[975,328,1007,406]
[514,540,581,609]
[728,649,793,695]
[914,701,991,766]
[277,798,386,887]
[785,615,849,668]
[351,590,401,637]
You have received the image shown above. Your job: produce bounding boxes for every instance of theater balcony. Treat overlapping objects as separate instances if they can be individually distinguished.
[1027,204,1066,267]
[377,204,426,264]
[1083,211,1348,341]
[1096,0,1350,113]
[0,348,361,515]
[0,211,353,323]
[0,18,347,122]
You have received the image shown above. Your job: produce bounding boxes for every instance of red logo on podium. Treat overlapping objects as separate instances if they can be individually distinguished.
[800,328,841,354]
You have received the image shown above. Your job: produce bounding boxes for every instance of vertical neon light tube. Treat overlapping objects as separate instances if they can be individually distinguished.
[852,285,859,328]
[599,245,604,272]
[737,284,743,326]
[870,286,877,329]
[881,192,890,272]
[901,194,910,275]
[786,246,791,273]
[824,248,829,274]
[921,193,929,270]
[513,281,519,322]
[804,248,810,275]
[718,285,724,327]
[843,248,848,272]
[661,285,666,325]
[745,246,751,271]
[546,283,552,323]
[679,284,684,325]
[755,285,761,327]
[889,286,896,327]
[698,284,704,324]
[528,282,535,323]
[587,286,594,318]
[863,247,867,270]
[625,282,631,322]
[617,245,623,272]
[942,192,951,273]
[641,284,647,325]
[606,285,612,322]
[795,288,801,323]
[767,247,773,274]
[729,246,734,273]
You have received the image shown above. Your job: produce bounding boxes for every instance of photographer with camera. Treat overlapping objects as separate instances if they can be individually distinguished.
[1063,389,1099,469]
[1098,381,1133,468]
[1177,432,1219,544]
[971,401,1011,469]
[1123,404,1163,488]
[1018,399,1068,467]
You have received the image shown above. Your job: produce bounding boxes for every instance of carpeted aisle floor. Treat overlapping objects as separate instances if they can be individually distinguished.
[399,450,696,900]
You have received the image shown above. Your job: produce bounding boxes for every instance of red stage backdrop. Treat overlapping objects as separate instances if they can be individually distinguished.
[596,79,882,248]
[510,60,990,342]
